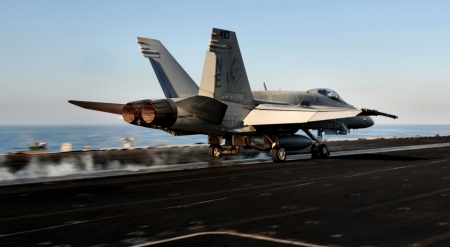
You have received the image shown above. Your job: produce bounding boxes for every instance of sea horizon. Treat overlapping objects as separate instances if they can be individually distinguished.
[1,124,450,154]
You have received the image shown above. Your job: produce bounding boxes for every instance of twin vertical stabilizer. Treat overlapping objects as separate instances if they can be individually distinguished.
[198,28,254,105]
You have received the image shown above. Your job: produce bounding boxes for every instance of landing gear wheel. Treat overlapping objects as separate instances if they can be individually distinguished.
[208,144,223,158]
[311,145,319,158]
[271,147,286,163]
[318,144,330,158]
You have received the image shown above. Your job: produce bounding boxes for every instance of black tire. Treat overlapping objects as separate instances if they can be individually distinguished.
[318,144,330,158]
[311,145,319,158]
[271,147,286,163]
[208,144,222,158]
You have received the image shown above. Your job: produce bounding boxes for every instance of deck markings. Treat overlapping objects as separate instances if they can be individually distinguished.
[0,165,417,237]
[209,207,321,229]
[127,165,329,189]
[288,143,450,161]
[406,230,450,246]
[132,231,326,247]
[354,187,450,212]
[0,156,447,239]
[0,220,88,238]
[1,159,442,224]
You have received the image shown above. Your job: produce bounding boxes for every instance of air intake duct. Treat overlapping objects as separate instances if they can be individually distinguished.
[122,99,177,127]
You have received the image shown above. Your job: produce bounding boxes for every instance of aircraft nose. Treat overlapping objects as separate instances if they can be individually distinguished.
[365,116,374,127]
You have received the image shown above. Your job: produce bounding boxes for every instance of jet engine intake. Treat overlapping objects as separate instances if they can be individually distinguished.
[276,134,312,151]
[122,99,177,127]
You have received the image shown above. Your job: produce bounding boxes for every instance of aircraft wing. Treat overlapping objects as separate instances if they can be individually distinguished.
[243,104,396,125]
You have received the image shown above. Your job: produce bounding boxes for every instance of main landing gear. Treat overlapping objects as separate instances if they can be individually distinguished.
[208,144,222,158]
[270,147,286,163]
[303,129,330,159]
[265,135,287,163]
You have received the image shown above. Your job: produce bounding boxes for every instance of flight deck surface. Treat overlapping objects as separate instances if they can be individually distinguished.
[1,137,450,247]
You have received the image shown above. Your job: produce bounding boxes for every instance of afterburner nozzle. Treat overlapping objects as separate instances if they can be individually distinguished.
[122,103,138,123]
[141,103,156,124]
[121,99,177,127]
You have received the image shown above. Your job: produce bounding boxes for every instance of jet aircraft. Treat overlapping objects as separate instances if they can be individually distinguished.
[69,28,397,162]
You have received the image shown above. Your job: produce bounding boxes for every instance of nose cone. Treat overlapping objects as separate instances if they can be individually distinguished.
[365,116,374,128]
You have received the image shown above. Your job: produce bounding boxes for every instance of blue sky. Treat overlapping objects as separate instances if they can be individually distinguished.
[1,0,449,125]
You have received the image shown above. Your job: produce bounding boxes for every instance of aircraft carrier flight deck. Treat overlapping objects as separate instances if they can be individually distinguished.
[1,136,450,247]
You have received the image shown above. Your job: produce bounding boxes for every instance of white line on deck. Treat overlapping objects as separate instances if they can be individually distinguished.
[132,231,326,247]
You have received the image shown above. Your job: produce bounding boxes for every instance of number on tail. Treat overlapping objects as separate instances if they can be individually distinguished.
[218,30,230,39]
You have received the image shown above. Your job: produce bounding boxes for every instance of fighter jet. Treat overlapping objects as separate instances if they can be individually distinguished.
[69,28,397,162]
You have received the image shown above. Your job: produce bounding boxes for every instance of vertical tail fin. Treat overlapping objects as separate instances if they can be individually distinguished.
[198,28,254,105]
[137,37,199,98]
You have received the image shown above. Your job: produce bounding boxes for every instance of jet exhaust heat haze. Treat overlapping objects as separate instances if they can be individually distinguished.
[69,28,397,162]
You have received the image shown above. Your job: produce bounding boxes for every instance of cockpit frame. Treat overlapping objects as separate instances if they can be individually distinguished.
[307,88,346,103]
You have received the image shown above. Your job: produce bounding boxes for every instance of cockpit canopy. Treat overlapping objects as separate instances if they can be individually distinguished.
[307,88,346,103]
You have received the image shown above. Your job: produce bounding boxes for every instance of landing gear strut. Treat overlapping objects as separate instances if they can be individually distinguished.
[208,144,222,158]
[303,129,330,158]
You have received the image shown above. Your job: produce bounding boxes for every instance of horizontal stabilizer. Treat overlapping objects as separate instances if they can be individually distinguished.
[175,95,228,125]
[359,108,398,119]
[68,100,124,115]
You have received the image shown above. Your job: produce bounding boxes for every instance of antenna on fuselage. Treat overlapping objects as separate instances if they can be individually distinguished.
[263,82,267,91]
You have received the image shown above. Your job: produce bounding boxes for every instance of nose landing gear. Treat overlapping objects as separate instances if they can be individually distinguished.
[303,128,330,159]
[311,143,330,158]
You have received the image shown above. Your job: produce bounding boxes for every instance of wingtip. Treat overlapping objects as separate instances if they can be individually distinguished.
[68,100,82,106]
[66,100,125,114]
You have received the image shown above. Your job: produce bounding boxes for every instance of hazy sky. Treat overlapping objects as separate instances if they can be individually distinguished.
[1,0,449,125]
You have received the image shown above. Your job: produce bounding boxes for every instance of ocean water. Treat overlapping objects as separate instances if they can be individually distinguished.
[1,124,450,154]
